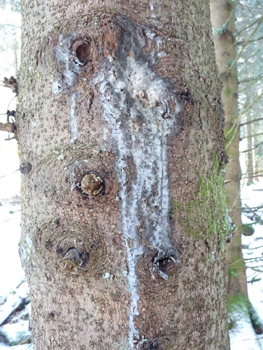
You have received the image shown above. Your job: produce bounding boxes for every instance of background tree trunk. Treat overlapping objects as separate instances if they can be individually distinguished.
[254,137,260,182]
[246,116,254,185]
[18,1,230,349]
[210,0,247,298]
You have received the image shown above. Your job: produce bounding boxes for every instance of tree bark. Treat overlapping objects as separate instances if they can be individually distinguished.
[18,1,230,349]
[210,0,247,298]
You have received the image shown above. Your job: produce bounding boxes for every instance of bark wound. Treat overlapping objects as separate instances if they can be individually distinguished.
[51,15,181,347]
[75,41,91,65]
[53,35,93,94]
[91,17,181,347]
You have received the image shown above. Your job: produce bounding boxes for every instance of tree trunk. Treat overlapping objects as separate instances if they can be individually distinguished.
[246,116,254,185]
[18,1,230,349]
[210,0,247,298]
[254,134,260,182]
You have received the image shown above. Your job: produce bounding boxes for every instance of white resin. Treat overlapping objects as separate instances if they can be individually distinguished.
[96,40,181,346]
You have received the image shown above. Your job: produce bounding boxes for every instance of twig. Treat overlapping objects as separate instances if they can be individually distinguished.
[229,15,263,71]
[243,245,263,251]
[240,132,263,140]
[240,116,263,126]
[0,122,16,133]
[241,140,263,153]
[236,16,263,36]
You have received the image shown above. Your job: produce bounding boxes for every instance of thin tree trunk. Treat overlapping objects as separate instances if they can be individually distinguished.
[254,134,260,182]
[246,116,254,185]
[210,0,247,298]
[18,1,230,349]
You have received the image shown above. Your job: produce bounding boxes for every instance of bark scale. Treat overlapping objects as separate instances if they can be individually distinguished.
[18,1,229,349]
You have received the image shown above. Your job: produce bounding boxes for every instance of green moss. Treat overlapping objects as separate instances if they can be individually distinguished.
[173,156,230,244]
[224,86,232,96]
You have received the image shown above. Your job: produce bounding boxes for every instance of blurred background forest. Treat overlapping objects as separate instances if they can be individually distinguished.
[0,0,263,349]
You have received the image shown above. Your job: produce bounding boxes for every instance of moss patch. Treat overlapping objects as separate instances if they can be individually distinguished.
[224,86,232,96]
[173,156,230,244]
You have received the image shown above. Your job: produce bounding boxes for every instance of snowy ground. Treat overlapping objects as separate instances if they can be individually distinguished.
[0,205,23,298]
[0,202,34,349]
[229,180,263,350]
[0,346,33,350]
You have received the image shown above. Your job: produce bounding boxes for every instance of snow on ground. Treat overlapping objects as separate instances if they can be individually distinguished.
[0,203,32,349]
[0,345,34,350]
[229,316,262,350]
[229,179,263,349]
[242,180,263,319]
[0,205,24,298]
